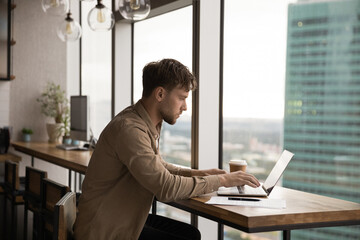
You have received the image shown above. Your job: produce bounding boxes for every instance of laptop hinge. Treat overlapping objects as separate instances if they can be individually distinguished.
[263,185,270,195]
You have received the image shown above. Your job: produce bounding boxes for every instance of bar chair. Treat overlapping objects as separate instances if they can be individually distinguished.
[23,166,48,240]
[53,192,76,240]
[41,178,70,240]
[3,159,26,240]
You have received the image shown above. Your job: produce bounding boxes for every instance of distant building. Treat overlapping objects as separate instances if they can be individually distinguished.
[283,0,360,239]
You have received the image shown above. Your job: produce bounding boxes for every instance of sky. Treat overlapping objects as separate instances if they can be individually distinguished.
[82,0,298,124]
[133,0,298,120]
[223,0,297,119]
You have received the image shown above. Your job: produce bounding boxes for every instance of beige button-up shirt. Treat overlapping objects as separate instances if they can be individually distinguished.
[74,101,221,240]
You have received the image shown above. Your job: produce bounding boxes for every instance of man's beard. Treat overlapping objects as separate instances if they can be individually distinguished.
[163,113,177,125]
[160,108,178,125]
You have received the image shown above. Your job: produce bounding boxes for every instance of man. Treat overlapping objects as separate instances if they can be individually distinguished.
[74,59,260,240]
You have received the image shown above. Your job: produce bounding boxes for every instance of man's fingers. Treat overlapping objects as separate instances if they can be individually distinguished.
[244,180,259,188]
[244,181,257,188]
[236,172,260,187]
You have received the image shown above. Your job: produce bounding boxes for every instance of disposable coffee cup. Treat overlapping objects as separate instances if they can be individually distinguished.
[229,159,247,172]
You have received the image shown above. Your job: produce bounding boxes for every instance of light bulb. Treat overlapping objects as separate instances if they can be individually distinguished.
[118,0,150,21]
[50,0,59,7]
[57,13,82,42]
[130,0,140,10]
[97,8,106,23]
[41,0,69,16]
[88,0,114,31]
[66,22,73,34]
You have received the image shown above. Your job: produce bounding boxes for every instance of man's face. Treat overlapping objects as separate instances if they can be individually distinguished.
[159,87,189,125]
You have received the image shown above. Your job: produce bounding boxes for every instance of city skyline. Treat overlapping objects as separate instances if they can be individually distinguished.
[283,1,360,239]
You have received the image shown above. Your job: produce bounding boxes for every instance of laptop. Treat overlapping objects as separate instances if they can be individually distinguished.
[56,144,89,151]
[217,150,294,197]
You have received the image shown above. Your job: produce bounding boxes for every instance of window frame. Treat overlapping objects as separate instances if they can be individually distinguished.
[120,0,199,170]
[115,0,198,226]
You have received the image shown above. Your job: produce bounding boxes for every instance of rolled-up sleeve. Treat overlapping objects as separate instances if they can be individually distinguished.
[116,122,221,202]
[160,158,192,177]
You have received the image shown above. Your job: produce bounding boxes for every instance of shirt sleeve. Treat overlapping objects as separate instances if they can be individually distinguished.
[159,158,192,177]
[116,123,221,202]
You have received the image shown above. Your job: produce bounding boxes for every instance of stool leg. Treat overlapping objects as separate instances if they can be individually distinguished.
[11,199,17,240]
[24,203,28,240]
[3,195,7,240]
[33,212,38,240]
[38,212,44,240]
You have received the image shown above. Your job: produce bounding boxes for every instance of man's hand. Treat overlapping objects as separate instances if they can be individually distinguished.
[218,171,260,188]
[191,168,227,177]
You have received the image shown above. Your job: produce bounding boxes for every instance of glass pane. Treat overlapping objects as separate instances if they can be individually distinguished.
[133,6,193,222]
[81,0,112,139]
[283,0,360,239]
[134,6,193,168]
[224,0,360,239]
[223,0,295,239]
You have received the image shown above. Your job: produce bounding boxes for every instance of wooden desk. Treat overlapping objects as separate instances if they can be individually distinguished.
[11,141,91,174]
[10,141,360,239]
[11,141,92,191]
[167,187,360,239]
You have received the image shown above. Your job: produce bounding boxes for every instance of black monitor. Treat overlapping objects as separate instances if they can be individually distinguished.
[70,96,89,142]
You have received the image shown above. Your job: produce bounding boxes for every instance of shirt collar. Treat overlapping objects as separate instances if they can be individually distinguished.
[134,100,162,139]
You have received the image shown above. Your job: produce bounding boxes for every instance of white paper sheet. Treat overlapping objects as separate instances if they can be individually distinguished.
[205,196,286,209]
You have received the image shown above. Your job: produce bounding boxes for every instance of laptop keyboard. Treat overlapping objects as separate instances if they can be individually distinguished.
[237,186,245,193]
[238,185,266,195]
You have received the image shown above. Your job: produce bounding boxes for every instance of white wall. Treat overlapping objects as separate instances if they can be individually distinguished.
[10,0,67,143]
[66,1,81,97]
[114,22,132,113]
[0,0,74,185]
[197,0,221,239]
[0,82,10,126]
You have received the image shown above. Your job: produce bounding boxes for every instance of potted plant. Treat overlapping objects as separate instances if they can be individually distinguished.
[22,128,33,142]
[37,82,69,143]
[61,107,72,145]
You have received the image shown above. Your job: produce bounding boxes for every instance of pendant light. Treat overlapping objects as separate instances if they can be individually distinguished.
[41,0,69,16]
[118,0,150,21]
[88,0,115,31]
[57,12,82,41]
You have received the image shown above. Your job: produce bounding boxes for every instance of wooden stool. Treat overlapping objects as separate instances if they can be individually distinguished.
[0,153,21,192]
[41,178,70,240]
[24,166,48,240]
[0,153,22,163]
[54,192,76,240]
[3,159,25,240]
[0,153,21,194]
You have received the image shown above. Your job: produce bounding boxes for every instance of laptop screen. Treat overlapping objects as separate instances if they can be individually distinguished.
[263,150,294,193]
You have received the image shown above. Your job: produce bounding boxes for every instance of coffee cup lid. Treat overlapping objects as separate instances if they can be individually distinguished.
[229,159,247,165]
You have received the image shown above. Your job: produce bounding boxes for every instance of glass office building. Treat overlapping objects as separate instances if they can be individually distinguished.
[283,0,360,239]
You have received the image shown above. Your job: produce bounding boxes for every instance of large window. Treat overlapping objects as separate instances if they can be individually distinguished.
[223,0,360,240]
[222,0,295,239]
[133,6,193,222]
[81,0,112,139]
[283,0,360,239]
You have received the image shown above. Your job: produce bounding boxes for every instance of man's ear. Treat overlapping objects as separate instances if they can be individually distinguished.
[154,87,166,102]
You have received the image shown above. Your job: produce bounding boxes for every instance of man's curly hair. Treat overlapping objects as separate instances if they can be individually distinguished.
[142,59,197,98]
